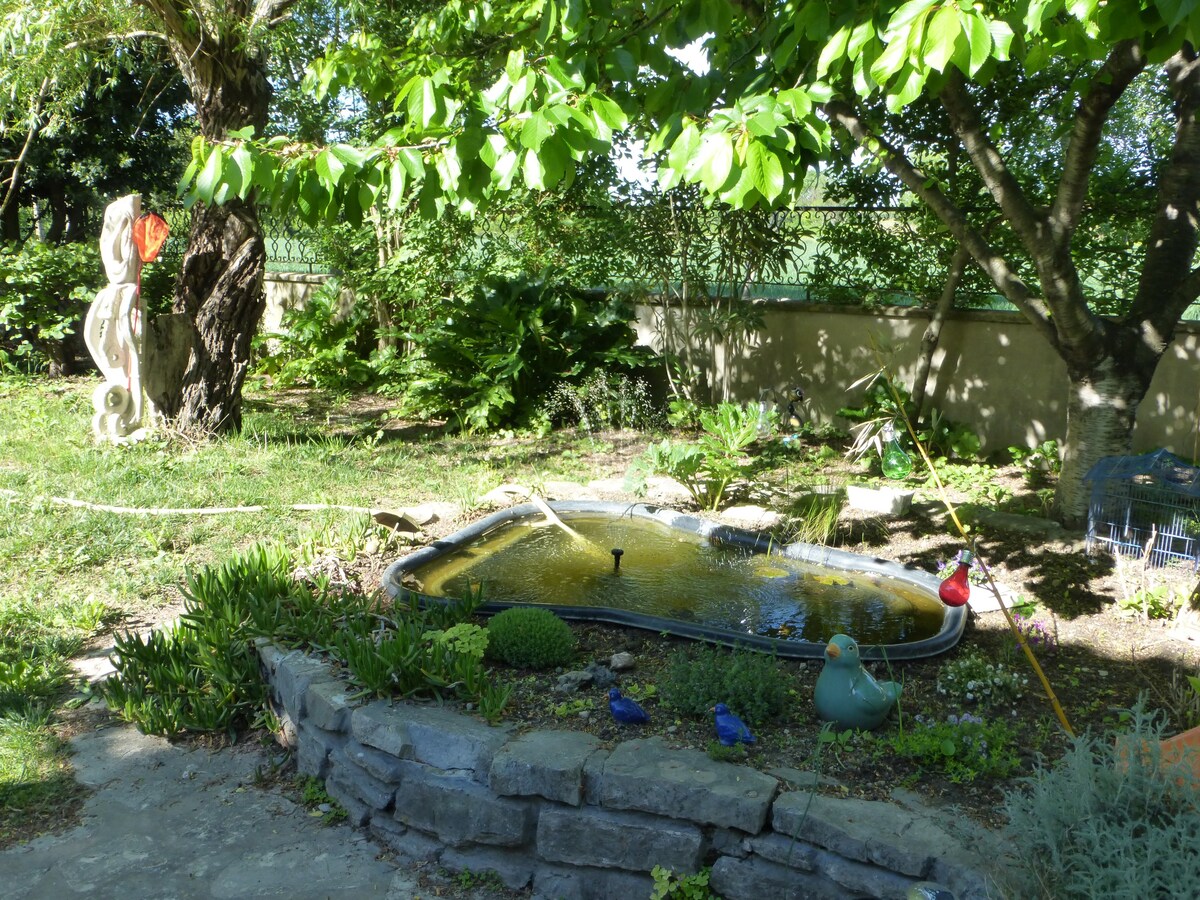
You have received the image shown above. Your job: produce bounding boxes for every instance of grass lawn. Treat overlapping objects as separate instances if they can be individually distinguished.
[0,376,625,843]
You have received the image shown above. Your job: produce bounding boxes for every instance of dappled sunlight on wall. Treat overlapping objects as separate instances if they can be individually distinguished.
[634,301,1198,456]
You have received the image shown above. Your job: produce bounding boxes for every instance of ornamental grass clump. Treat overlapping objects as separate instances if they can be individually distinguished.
[484,607,576,670]
[1001,705,1200,898]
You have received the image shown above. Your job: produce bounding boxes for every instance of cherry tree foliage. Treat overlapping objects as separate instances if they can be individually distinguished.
[185,0,1200,521]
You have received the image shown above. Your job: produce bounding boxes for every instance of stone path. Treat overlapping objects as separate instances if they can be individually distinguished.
[0,719,511,900]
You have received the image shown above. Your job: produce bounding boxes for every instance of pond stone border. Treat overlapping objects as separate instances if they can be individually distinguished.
[258,641,1004,900]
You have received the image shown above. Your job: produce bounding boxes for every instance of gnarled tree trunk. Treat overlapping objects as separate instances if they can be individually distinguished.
[139,0,295,434]
[1053,351,1155,523]
[167,198,266,431]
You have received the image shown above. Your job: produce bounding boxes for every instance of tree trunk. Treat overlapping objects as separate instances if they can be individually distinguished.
[163,198,266,432]
[1053,353,1153,525]
[1,198,19,242]
[149,9,275,434]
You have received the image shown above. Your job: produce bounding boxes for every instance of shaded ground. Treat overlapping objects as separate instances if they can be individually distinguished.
[0,714,520,899]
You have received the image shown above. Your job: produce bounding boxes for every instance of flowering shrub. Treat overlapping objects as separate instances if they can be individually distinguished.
[1011,612,1058,654]
[937,651,1028,707]
[886,713,1020,783]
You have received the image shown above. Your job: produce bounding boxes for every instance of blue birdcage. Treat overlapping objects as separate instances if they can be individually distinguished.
[1084,449,1200,568]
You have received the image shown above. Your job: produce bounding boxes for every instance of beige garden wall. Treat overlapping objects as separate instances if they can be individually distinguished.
[635,302,1200,458]
[263,275,1198,457]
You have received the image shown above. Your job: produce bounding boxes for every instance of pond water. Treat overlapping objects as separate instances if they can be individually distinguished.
[403,512,946,649]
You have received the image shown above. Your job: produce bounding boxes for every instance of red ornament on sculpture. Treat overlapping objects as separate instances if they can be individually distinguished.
[938,550,974,607]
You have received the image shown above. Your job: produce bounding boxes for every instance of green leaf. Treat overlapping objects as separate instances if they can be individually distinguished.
[195,148,224,204]
[772,24,801,71]
[922,6,961,73]
[408,77,439,130]
[776,89,812,120]
[176,157,199,200]
[509,70,536,110]
[1155,0,1200,29]
[817,25,851,79]
[522,149,545,189]
[888,0,939,31]
[848,19,876,59]
[965,12,993,76]
[987,19,1014,61]
[315,149,345,187]
[886,65,928,113]
[668,123,701,173]
[387,158,408,210]
[590,94,627,130]
[397,148,424,179]
[230,146,254,200]
[746,141,785,202]
[505,49,526,83]
[698,132,733,193]
[538,138,568,190]
[870,32,912,83]
[492,149,520,190]
[520,111,554,151]
[331,144,367,169]
[940,738,957,757]
[605,48,637,81]
[808,81,835,103]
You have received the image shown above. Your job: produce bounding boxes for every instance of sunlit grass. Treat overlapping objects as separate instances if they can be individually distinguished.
[0,375,641,843]
[0,710,85,846]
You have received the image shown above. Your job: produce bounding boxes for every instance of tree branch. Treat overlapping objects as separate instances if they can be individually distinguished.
[1050,40,1146,242]
[251,0,301,35]
[824,99,1060,349]
[939,68,1101,353]
[937,69,1046,254]
[1132,46,1200,342]
[1178,267,1200,308]
[0,78,50,222]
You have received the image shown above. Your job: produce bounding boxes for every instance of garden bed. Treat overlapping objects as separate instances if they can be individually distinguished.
[331,447,1200,831]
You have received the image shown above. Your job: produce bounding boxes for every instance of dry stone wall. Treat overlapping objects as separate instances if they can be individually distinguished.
[258,642,1002,900]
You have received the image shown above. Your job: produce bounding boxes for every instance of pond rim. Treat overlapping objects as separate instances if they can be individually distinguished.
[381,500,966,661]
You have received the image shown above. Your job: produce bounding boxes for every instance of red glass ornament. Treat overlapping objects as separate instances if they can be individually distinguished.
[939,550,974,607]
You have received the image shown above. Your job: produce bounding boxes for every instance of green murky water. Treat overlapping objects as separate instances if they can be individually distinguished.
[409,515,944,645]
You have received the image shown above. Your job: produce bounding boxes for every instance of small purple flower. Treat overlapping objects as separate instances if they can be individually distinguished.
[1013,614,1058,653]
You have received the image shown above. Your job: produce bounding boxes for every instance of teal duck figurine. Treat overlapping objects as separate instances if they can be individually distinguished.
[814,634,901,731]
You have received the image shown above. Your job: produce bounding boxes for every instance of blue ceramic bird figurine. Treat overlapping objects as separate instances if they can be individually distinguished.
[608,688,649,725]
[813,634,901,731]
[713,703,756,747]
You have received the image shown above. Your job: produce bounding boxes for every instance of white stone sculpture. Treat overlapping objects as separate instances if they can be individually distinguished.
[84,195,148,443]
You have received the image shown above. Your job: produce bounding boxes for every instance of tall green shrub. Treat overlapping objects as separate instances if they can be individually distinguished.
[0,241,100,374]
[255,280,376,391]
[403,273,656,431]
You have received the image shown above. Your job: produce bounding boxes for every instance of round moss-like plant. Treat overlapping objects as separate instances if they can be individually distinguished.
[485,607,576,670]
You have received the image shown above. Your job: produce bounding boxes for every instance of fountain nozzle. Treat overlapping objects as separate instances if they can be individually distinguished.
[611,548,624,573]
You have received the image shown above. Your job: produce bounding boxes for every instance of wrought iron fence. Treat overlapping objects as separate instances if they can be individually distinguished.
[160,207,330,274]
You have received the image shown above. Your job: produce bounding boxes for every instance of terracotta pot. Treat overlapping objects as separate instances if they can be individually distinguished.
[1160,725,1200,780]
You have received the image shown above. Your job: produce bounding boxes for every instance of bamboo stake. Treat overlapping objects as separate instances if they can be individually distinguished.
[876,359,1076,738]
